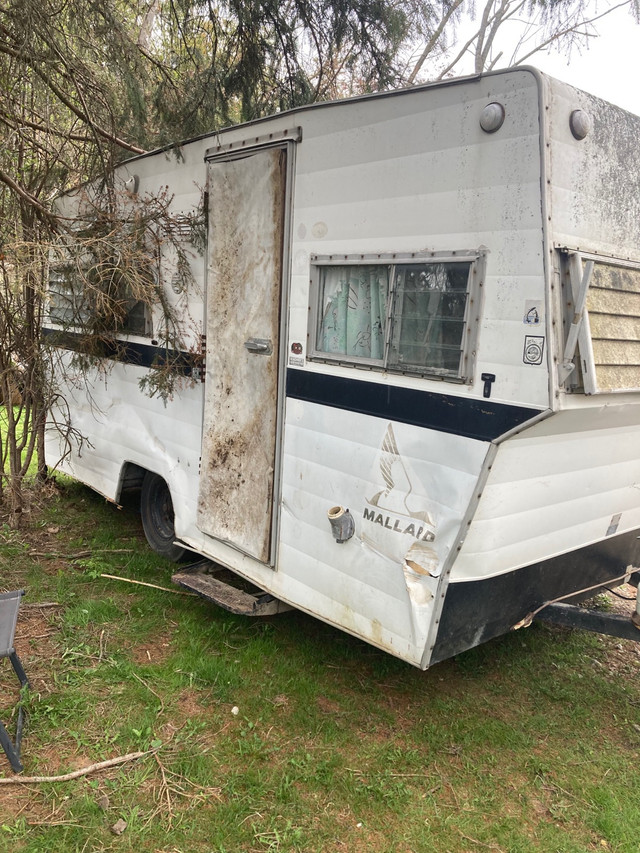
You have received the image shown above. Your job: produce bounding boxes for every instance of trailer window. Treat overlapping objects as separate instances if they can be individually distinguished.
[389,263,470,375]
[588,263,640,391]
[561,252,640,393]
[48,267,93,328]
[316,265,389,361]
[48,266,151,337]
[310,252,482,382]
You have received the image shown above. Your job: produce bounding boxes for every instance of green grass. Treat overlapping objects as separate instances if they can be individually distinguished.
[0,476,639,851]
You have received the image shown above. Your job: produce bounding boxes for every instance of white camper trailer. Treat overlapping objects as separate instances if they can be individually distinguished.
[45,67,640,669]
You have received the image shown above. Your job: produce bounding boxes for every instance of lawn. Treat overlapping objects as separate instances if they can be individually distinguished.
[1,477,639,852]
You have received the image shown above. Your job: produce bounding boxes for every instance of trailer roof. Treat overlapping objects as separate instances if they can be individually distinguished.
[120,65,548,167]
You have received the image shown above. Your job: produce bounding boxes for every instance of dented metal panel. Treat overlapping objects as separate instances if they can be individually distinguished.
[278,400,490,665]
[197,147,286,563]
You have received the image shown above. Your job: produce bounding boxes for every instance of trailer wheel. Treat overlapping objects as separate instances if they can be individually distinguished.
[140,472,186,562]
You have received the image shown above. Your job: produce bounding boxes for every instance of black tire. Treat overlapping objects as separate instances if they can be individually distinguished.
[140,472,187,562]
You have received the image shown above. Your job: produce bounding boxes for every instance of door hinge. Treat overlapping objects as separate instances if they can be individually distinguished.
[195,334,206,383]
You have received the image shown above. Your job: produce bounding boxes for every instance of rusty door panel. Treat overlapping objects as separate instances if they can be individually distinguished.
[197,147,286,563]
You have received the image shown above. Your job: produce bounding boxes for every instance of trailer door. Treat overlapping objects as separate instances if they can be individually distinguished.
[197,144,289,565]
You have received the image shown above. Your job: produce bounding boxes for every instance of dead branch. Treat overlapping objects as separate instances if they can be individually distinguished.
[99,573,197,595]
[513,0,632,65]
[0,749,156,784]
[0,169,57,227]
[407,0,466,83]
[457,830,505,851]
[154,752,174,826]
[28,549,134,559]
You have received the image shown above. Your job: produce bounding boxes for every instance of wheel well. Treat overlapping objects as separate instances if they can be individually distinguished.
[116,462,147,502]
[139,470,187,562]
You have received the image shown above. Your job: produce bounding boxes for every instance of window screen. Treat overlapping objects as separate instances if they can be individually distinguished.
[389,263,471,375]
[311,253,480,382]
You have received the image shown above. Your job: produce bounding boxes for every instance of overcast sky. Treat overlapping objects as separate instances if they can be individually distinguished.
[530,5,640,115]
[440,4,640,116]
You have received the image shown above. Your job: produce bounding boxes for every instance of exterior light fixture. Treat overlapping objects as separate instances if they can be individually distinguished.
[124,174,140,194]
[569,109,592,140]
[480,102,506,134]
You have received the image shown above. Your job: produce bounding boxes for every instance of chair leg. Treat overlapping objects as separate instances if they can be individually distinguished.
[1,653,29,772]
[15,705,26,755]
[0,720,23,773]
[10,652,28,688]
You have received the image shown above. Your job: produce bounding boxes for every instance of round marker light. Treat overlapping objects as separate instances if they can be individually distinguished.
[570,109,592,140]
[480,102,506,134]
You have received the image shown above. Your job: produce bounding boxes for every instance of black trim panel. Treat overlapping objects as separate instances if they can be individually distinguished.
[431,528,640,664]
[42,327,197,376]
[286,368,543,442]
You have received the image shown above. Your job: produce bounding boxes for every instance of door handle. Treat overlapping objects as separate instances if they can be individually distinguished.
[244,337,273,355]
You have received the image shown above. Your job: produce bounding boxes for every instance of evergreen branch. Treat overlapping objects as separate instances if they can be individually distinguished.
[0,40,145,155]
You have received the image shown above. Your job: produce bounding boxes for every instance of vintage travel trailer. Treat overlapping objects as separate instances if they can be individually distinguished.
[45,67,640,669]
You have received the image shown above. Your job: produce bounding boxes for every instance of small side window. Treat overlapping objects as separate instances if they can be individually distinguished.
[310,252,483,383]
[48,265,152,337]
[48,267,92,328]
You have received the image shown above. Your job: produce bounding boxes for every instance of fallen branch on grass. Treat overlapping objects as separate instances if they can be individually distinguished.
[0,749,156,784]
[100,573,197,595]
[29,549,134,559]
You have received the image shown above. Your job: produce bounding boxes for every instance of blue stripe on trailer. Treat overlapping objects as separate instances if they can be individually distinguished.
[286,368,542,443]
[42,328,197,376]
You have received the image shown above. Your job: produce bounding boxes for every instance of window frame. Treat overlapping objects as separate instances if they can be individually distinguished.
[307,249,485,384]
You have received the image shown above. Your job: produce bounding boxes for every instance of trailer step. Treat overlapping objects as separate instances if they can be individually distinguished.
[172,564,292,616]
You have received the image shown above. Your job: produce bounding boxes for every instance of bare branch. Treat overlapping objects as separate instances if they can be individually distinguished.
[0,40,145,155]
[408,0,466,84]
[0,751,156,785]
[513,0,633,65]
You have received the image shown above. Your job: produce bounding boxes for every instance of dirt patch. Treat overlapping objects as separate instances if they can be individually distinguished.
[0,605,73,815]
[317,695,344,715]
[173,689,207,720]
[130,630,175,666]
[600,583,638,617]
[0,785,59,824]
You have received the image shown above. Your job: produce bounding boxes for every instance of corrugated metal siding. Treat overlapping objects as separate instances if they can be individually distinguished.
[452,404,640,582]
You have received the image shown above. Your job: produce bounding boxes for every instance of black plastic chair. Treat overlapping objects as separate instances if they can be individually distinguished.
[0,590,29,772]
